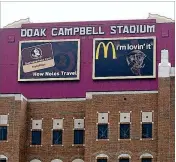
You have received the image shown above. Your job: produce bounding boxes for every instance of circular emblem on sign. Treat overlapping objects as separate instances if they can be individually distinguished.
[31,48,42,59]
[54,52,76,71]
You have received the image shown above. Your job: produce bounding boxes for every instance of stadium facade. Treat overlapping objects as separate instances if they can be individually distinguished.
[0,14,175,162]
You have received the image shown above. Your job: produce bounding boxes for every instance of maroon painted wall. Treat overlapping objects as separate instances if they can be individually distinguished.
[0,19,175,99]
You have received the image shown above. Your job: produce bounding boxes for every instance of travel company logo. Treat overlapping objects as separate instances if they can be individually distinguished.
[30,48,43,59]
[21,43,55,73]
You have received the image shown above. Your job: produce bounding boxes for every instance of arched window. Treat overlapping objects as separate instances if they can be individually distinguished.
[51,159,63,162]
[118,154,131,162]
[72,159,84,162]
[30,159,41,162]
[0,155,8,162]
[96,153,108,162]
[140,153,153,162]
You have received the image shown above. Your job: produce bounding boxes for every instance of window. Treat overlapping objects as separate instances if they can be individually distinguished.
[119,159,129,162]
[51,159,63,162]
[96,154,108,161]
[0,155,7,162]
[140,153,153,161]
[97,112,109,140]
[98,124,108,139]
[74,130,84,144]
[120,124,130,139]
[118,154,131,161]
[119,112,131,139]
[0,126,7,141]
[141,112,153,139]
[30,159,41,162]
[31,119,42,145]
[0,115,8,141]
[72,159,84,162]
[97,159,107,162]
[0,160,7,162]
[52,118,63,145]
[32,130,41,145]
[142,158,152,162]
[142,123,152,138]
[53,130,62,145]
[74,119,85,145]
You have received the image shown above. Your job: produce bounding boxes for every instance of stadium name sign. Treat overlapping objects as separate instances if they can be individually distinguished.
[21,24,155,37]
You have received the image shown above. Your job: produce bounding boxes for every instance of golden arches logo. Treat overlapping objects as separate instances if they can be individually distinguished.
[95,42,117,60]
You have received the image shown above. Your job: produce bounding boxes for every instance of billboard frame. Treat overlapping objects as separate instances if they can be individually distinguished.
[18,39,80,82]
[92,36,156,80]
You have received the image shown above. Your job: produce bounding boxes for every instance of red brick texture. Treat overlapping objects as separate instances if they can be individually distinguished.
[85,93,158,162]
[0,97,27,162]
[0,77,174,162]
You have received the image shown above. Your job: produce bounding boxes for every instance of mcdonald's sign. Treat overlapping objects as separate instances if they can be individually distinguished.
[95,42,117,60]
[93,37,156,80]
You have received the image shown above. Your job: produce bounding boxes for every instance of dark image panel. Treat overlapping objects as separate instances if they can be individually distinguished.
[18,40,80,81]
[93,37,156,79]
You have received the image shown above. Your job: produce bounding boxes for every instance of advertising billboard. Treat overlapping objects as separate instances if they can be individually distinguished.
[93,37,156,79]
[18,39,80,81]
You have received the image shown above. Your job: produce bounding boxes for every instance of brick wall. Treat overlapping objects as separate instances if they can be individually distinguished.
[0,96,27,162]
[85,93,158,162]
[0,76,174,162]
[26,101,85,162]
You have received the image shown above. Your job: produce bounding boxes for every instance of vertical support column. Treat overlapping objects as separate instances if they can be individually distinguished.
[13,96,28,162]
[170,67,175,162]
[157,49,171,162]
[84,96,94,162]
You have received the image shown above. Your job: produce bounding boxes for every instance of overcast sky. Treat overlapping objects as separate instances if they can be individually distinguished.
[0,1,175,27]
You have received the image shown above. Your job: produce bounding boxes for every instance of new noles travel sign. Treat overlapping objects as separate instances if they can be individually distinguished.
[18,39,80,81]
[93,37,156,79]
